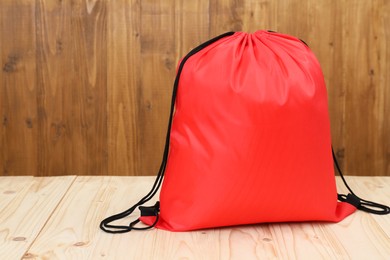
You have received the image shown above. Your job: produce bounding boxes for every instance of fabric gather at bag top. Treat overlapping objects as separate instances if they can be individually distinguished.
[100,30,390,233]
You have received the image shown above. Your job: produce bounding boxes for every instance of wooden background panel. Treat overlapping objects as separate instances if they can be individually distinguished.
[107,0,141,177]
[70,0,108,175]
[138,0,176,176]
[0,0,389,176]
[35,0,70,176]
[0,0,37,176]
[36,0,107,176]
[341,0,389,177]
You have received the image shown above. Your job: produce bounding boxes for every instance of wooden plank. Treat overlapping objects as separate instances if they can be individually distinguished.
[25,176,390,259]
[35,0,108,176]
[341,0,389,176]
[209,0,244,36]
[174,0,210,56]
[274,0,311,39]
[0,0,38,176]
[67,0,108,175]
[107,0,142,176]
[241,0,277,32]
[138,0,176,176]
[35,0,72,176]
[0,176,75,259]
[23,176,160,259]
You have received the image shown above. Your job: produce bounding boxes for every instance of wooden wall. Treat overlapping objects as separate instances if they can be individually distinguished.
[0,0,389,176]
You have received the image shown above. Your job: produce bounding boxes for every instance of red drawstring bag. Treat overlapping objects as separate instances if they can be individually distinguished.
[100,31,389,233]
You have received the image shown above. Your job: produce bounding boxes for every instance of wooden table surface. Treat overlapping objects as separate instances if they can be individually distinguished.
[0,176,389,260]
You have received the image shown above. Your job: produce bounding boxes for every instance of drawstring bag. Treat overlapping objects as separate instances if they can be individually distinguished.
[100,30,390,233]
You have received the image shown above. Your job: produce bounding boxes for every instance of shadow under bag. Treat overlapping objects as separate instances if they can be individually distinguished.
[100,30,390,233]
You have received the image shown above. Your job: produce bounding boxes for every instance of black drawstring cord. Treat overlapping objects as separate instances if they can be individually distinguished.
[100,32,235,234]
[333,148,390,215]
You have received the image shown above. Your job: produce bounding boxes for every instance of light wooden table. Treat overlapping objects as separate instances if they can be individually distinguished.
[0,176,389,259]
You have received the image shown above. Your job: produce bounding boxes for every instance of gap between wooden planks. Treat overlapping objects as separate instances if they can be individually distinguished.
[0,176,389,259]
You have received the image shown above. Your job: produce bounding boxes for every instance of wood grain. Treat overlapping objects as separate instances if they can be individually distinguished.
[21,176,390,259]
[174,1,210,58]
[209,0,244,36]
[0,0,389,176]
[341,0,389,177]
[35,0,108,175]
[0,0,38,176]
[23,176,161,259]
[0,176,75,260]
[35,0,71,176]
[69,0,108,175]
[107,0,141,176]
[137,0,176,176]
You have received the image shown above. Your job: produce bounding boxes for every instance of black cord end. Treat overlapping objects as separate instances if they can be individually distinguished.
[139,201,160,217]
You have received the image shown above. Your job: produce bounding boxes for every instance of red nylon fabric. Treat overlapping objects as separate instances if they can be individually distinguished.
[140,31,356,231]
